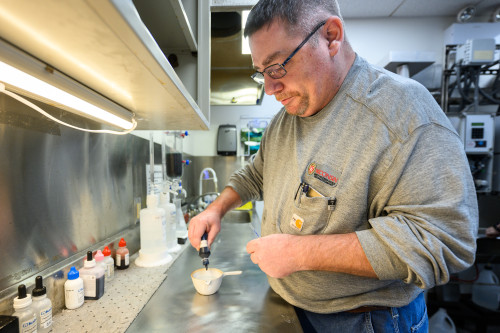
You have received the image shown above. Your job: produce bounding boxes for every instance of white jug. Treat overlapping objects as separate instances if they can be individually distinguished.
[472,265,500,311]
[429,308,456,333]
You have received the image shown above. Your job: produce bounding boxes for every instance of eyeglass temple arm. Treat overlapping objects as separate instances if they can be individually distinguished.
[281,20,327,67]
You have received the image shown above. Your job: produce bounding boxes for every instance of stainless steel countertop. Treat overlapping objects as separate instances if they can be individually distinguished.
[126,223,303,332]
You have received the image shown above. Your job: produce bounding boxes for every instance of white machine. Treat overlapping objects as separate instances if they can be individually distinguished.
[456,38,496,66]
[451,112,495,193]
[460,114,495,154]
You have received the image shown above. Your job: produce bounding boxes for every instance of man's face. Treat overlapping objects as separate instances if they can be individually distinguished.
[249,20,334,117]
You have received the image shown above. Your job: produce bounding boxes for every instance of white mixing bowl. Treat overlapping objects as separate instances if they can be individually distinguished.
[191,268,242,295]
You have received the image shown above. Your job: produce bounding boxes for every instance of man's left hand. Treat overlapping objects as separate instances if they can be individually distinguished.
[246,234,300,278]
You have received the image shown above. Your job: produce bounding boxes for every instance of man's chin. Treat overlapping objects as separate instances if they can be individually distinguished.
[284,105,307,117]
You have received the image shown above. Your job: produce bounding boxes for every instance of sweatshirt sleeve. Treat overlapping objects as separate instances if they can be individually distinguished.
[356,123,478,289]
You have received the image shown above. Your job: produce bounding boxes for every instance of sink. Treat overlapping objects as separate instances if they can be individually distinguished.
[222,209,252,223]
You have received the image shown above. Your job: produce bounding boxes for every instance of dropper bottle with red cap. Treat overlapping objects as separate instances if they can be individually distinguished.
[116,238,130,270]
[102,246,115,280]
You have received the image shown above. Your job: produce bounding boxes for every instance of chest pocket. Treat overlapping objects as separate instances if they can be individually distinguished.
[278,182,336,235]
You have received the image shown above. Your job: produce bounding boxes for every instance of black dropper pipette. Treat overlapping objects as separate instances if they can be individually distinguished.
[199,232,210,270]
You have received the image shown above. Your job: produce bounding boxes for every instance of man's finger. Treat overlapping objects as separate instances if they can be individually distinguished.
[246,239,257,254]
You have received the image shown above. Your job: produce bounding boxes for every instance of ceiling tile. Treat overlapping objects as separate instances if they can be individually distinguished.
[338,0,500,18]
[338,0,403,18]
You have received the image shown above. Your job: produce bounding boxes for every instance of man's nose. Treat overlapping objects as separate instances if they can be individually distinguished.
[264,77,283,96]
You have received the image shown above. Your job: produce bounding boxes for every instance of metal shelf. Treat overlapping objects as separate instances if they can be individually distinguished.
[381,51,435,77]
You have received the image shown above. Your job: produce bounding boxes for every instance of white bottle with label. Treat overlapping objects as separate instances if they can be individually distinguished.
[160,191,181,253]
[116,238,130,270]
[31,276,52,333]
[79,251,105,300]
[64,266,84,310]
[136,194,172,267]
[12,284,37,333]
[102,246,115,281]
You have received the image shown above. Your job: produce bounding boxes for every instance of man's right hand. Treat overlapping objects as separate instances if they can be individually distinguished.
[188,208,222,250]
[188,186,243,250]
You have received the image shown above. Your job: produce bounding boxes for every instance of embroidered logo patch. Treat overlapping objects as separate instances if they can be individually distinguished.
[308,163,317,175]
[307,162,338,187]
[290,214,304,231]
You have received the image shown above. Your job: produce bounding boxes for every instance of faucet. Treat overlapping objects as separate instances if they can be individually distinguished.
[196,168,219,209]
[199,168,218,196]
[187,192,220,216]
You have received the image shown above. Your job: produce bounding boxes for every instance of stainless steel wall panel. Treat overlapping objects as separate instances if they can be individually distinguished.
[0,94,148,297]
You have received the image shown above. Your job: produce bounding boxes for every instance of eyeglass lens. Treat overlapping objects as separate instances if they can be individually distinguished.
[252,64,286,84]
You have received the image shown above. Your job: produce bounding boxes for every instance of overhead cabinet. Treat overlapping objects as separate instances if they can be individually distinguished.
[0,0,209,130]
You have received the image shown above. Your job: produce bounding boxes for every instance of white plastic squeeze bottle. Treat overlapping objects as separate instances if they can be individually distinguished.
[64,266,84,309]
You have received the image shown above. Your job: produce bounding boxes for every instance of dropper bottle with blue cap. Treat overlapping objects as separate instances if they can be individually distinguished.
[64,266,84,309]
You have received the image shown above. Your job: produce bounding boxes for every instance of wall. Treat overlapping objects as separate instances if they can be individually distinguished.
[346,17,455,67]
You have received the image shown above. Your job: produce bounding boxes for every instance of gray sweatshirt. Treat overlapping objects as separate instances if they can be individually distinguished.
[228,55,478,313]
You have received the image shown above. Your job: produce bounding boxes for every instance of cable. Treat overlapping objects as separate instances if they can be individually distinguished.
[478,85,500,104]
[0,82,137,135]
[455,62,474,105]
[477,61,500,104]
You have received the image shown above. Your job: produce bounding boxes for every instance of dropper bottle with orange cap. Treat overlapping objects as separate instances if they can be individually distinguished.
[102,246,115,280]
[116,238,130,270]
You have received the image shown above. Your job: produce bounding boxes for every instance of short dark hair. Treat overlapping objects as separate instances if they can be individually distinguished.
[244,0,342,39]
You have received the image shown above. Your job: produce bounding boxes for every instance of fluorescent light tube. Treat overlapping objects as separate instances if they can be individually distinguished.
[241,10,251,55]
[0,60,134,130]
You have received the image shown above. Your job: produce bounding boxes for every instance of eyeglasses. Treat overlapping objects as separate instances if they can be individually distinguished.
[251,20,327,85]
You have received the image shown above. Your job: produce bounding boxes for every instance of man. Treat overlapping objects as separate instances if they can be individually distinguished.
[189,0,478,331]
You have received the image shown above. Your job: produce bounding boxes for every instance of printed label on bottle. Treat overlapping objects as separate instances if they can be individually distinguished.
[125,253,129,265]
[106,263,113,277]
[77,286,84,303]
[116,254,121,264]
[20,316,37,333]
[65,285,84,308]
[82,274,97,297]
[40,307,53,328]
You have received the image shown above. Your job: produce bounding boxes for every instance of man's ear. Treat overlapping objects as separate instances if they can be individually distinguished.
[324,16,344,57]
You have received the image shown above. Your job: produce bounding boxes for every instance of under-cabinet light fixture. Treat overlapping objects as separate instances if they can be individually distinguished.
[0,60,134,130]
[0,39,135,131]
